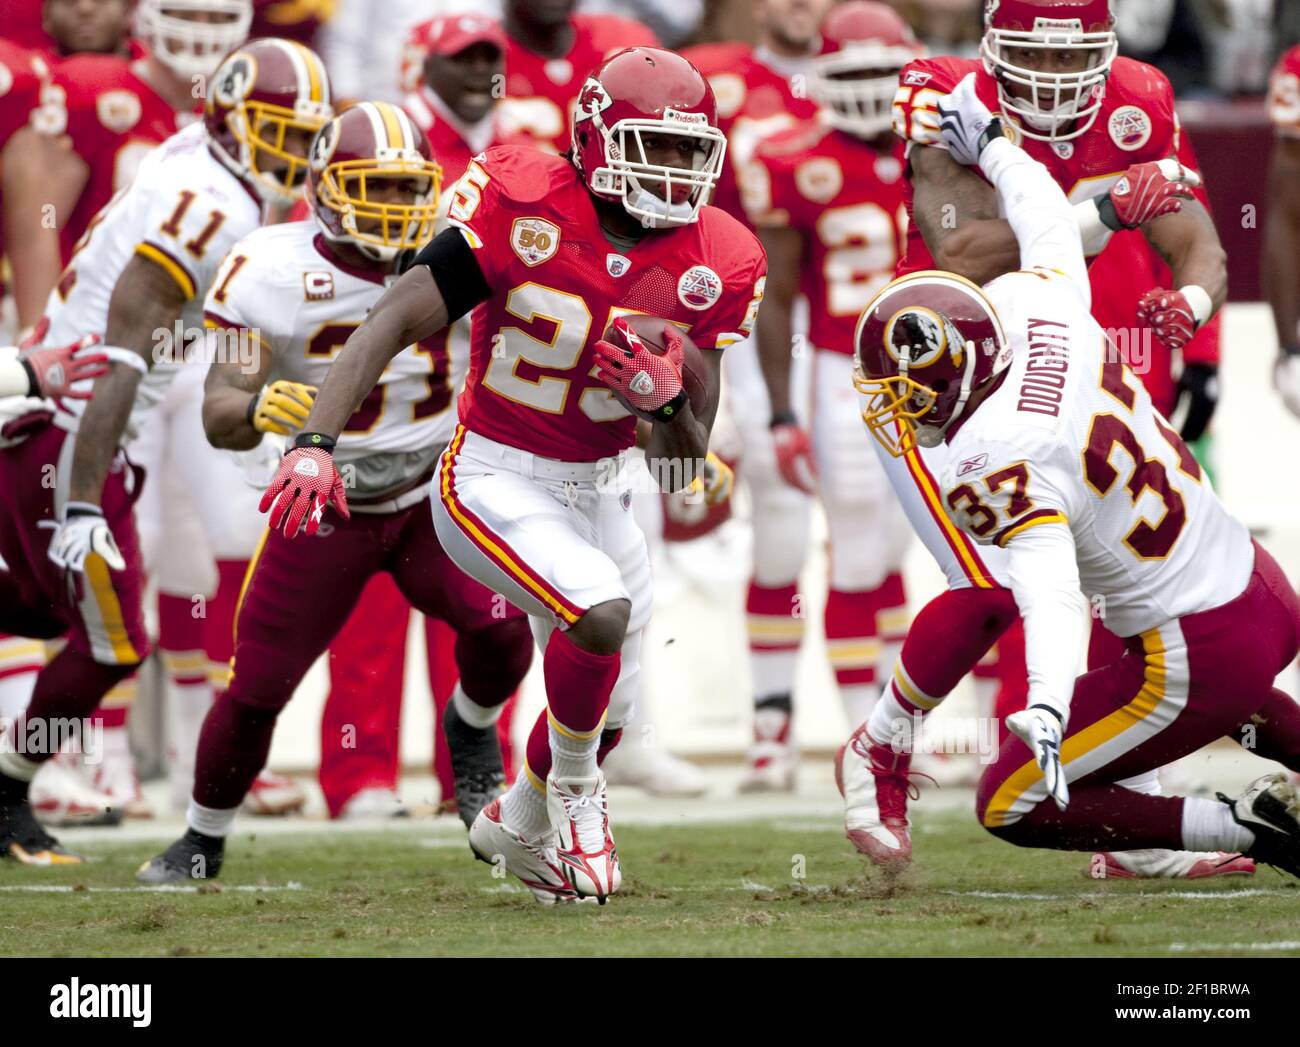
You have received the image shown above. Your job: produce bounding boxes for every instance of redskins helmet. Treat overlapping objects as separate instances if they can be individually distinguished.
[853,271,1011,456]
[205,38,333,204]
[308,102,442,263]
[809,2,925,140]
[135,0,253,80]
[571,47,727,229]
[981,0,1118,142]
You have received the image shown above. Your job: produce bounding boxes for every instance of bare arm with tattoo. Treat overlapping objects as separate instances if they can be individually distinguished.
[66,254,187,505]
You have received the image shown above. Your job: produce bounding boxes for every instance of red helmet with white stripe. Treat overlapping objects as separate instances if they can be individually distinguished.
[810,1,925,139]
[308,102,442,263]
[981,0,1118,142]
[571,47,727,229]
[853,271,1011,456]
[204,38,334,203]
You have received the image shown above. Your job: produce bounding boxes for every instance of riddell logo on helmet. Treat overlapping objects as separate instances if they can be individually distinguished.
[1032,18,1085,32]
[663,108,708,126]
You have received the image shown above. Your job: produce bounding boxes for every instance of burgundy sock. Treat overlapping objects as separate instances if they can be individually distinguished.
[984,784,1186,852]
[523,709,550,783]
[191,692,279,810]
[19,647,135,762]
[1236,687,1300,772]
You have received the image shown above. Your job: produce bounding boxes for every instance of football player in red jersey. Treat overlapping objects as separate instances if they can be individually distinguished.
[266,48,765,903]
[683,0,831,793]
[1265,43,1300,421]
[741,1,919,778]
[497,0,658,155]
[136,103,535,884]
[838,0,1248,881]
[38,0,135,59]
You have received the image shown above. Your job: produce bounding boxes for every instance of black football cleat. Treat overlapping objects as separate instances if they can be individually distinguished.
[442,700,506,830]
[1218,773,1300,878]
[0,797,84,865]
[136,829,225,885]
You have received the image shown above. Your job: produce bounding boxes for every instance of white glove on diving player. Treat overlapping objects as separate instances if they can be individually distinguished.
[47,503,126,574]
[936,72,1003,167]
[1006,707,1070,811]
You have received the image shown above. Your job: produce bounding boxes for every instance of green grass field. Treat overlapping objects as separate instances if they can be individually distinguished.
[3,809,1298,957]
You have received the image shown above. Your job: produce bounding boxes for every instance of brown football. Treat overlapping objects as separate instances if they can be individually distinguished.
[601,315,713,418]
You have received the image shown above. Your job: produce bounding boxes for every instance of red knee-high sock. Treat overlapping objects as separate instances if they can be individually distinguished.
[320,573,408,817]
[543,629,619,736]
[192,691,280,810]
[746,581,803,707]
[983,784,1186,852]
[158,592,208,687]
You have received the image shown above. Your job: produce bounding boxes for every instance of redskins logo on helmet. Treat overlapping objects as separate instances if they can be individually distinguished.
[204,38,333,204]
[854,271,1008,456]
[308,102,442,264]
[571,47,727,230]
[980,0,1117,143]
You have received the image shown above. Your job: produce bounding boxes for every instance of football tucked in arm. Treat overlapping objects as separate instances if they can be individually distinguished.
[600,315,714,420]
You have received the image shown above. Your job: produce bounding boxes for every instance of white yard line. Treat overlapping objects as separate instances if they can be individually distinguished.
[1170,941,1300,952]
[0,883,304,894]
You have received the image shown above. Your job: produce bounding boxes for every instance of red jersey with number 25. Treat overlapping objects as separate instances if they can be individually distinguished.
[744,122,907,354]
[448,145,767,462]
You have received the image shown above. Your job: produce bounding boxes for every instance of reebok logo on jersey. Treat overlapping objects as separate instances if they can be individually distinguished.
[630,371,655,396]
[294,458,321,477]
[957,453,989,477]
[904,70,931,87]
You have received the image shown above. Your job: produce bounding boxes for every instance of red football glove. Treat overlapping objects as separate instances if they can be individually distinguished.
[771,421,816,494]
[259,445,350,538]
[1102,159,1200,230]
[593,318,688,423]
[20,335,108,408]
[1137,288,1200,353]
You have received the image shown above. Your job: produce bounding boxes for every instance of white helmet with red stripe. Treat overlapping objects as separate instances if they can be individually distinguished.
[981,0,1118,142]
[809,1,925,139]
[308,102,442,263]
[135,0,253,80]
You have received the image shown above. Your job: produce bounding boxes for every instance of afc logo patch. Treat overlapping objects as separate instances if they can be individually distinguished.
[304,271,335,300]
[957,453,989,478]
[795,157,843,204]
[1108,105,1152,151]
[96,90,142,134]
[511,218,560,267]
[677,265,722,311]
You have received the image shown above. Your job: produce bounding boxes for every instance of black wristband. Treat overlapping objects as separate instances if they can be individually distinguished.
[245,392,259,426]
[294,431,336,452]
[769,409,798,429]
[1028,703,1064,727]
[1096,194,1125,233]
[649,389,689,424]
[977,117,1005,156]
[18,356,38,398]
[412,227,491,323]
[1283,344,1300,359]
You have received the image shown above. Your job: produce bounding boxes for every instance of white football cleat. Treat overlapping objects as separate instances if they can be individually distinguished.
[601,743,709,797]
[242,770,306,816]
[1218,772,1300,878]
[548,772,621,902]
[738,707,797,794]
[468,797,580,905]
[1088,849,1255,879]
[91,728,153,819]
[836,724,916,869]
[30,755,121,827]
[338,788,409,821]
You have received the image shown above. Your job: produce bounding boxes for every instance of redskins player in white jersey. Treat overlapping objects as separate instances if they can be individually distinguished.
[846,74,1300,878]
[0,39,331,865]
[137,102,535,884]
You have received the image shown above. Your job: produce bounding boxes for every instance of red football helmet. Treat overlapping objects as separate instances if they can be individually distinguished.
[205,38,334,204]
[571,47,727,229]
[308,102,442,264]
[810,1,925,139]
[853,271,1011,456]
[981,0,1118,142]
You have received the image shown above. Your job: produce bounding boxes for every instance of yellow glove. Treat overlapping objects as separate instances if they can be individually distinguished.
[248,380,317,436]
[688,451,734,506]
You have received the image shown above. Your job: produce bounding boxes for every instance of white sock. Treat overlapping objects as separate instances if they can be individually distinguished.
[187,799,238,839]
[839,684,878,733]
[452,683,503,729]
[867,684,921,751]
[0,746,40,782]
[1182,797,1255,852]
[500,775,549,837]
[549,721,600,781]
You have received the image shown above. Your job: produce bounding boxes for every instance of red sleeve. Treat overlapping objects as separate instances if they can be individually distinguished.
[48,59,121,167]
[689,219,767,352]
[891,56,971,148]
[1268,46,1300,138]
[0,44,42,148]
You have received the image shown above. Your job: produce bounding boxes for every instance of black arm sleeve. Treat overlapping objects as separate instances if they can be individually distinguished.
[410,227,491,323]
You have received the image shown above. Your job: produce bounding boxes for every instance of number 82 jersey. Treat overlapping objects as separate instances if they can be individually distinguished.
[447,145,767,462]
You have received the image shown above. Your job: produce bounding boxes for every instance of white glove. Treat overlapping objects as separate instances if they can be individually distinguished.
[1275,348,1300,420]
[47,502,126,574]
[1006,707,1070,811]
[936,72,1003,167]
